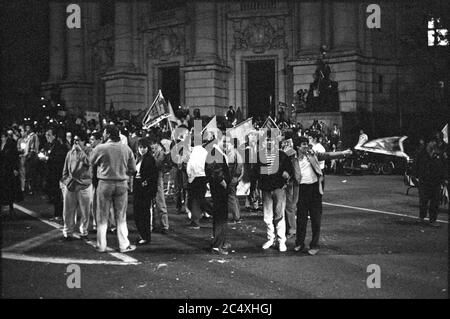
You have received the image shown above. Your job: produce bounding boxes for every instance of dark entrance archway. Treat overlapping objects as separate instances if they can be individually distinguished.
[247,60,275,120]
[159,66,180,107]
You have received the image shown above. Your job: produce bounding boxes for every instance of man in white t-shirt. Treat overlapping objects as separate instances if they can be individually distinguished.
[308,132,326,170]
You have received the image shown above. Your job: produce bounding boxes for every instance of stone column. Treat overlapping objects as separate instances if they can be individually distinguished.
[48,1,65,81]
[194,2,217,62]
[114,1,134,70]
[66,5,84,80]
[298,1,321,54]
[332,2,358,50]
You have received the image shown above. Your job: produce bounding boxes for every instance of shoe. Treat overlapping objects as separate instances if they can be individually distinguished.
[307,248,319,255]
[96,246,114,253]
[262,240,275,250]
[234,218,243,224]
[279,242,287,252]
[429,221,440,228]
[222,242,232,250]
[188,222,200,230]
[212,247,229,255]
[203,212,212,218]
[294,245,305,252]
[161,228,169,235]
[120,245,136,253]
[136,239,149,246]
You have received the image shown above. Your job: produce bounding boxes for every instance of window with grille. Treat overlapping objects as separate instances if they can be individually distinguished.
[427,17,448,46]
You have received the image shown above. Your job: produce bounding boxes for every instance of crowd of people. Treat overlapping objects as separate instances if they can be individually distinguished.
[0,109,447,255]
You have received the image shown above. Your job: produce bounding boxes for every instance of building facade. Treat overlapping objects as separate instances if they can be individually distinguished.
[42,1,448,142]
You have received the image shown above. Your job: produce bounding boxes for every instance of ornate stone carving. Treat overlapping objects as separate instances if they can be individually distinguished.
[147,28,184,61]
[232,17,287,55]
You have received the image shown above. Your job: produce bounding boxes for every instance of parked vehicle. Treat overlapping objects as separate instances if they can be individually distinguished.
[342,150,397,176]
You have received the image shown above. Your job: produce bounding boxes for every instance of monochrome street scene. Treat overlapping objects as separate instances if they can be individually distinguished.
[1,0,448,302]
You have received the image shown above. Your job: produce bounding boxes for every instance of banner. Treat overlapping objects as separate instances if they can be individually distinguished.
[442,123,448,144]
[228,117,254,144]
[85,111,100,122]
[355,136,410,160]
[142,90,171,129]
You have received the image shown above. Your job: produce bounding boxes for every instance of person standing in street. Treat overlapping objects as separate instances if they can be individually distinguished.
[0,130,22,218]
[226,136,244,224]
[133,138,158,245]
[41,128,67,222]
[61,134,93,240]
[90,125,137,253]
[256,134,294,252]
[205,134,232,255]
[413,137,447,227]
[292,136,351,255]
[150,138,170,234]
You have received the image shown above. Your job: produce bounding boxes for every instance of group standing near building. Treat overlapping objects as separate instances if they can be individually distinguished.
[1,113,448,255]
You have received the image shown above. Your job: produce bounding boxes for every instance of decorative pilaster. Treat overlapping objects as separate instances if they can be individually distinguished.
[48,1,65,81]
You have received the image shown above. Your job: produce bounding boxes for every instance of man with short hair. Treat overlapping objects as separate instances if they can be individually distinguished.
[61,135,92,240]
[257,135,294,252]
[292,136,351,255]
[90,125,136,253]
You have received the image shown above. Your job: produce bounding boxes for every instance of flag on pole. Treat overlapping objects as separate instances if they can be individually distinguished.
[442,123,448,144]
[201,115,218,136]
[355,136,410,160]
[167,101,178,124]
[142,90,171,129]
[262,116,280,130]
[228,117,254,144]
[261,115,280,136]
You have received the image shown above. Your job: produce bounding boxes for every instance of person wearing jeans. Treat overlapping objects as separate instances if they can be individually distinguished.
[90,125,136,253]
[61,135,93,239]
[133,138,158,245]
[186,144,209,229]
[256,137,293,252]
[292,136,351,255]
[150,140,169,233]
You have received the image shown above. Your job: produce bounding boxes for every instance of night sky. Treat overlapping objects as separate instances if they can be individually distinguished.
[0,0,49,123]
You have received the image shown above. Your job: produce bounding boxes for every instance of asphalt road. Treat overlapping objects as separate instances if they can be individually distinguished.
[1,174,448,299]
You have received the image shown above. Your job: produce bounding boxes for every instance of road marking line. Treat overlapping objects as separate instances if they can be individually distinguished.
[2,252,140,265]
[11,203,140,264]
[2,229,62,253]
[12,204,62,228]
[323,202,448,224]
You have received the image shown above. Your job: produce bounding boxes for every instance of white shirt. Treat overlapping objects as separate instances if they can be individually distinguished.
[187,145,208,183]
[312,143,326,169]
[298,156,318,184]
[120,133,128,146]
[135,160,142,179]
